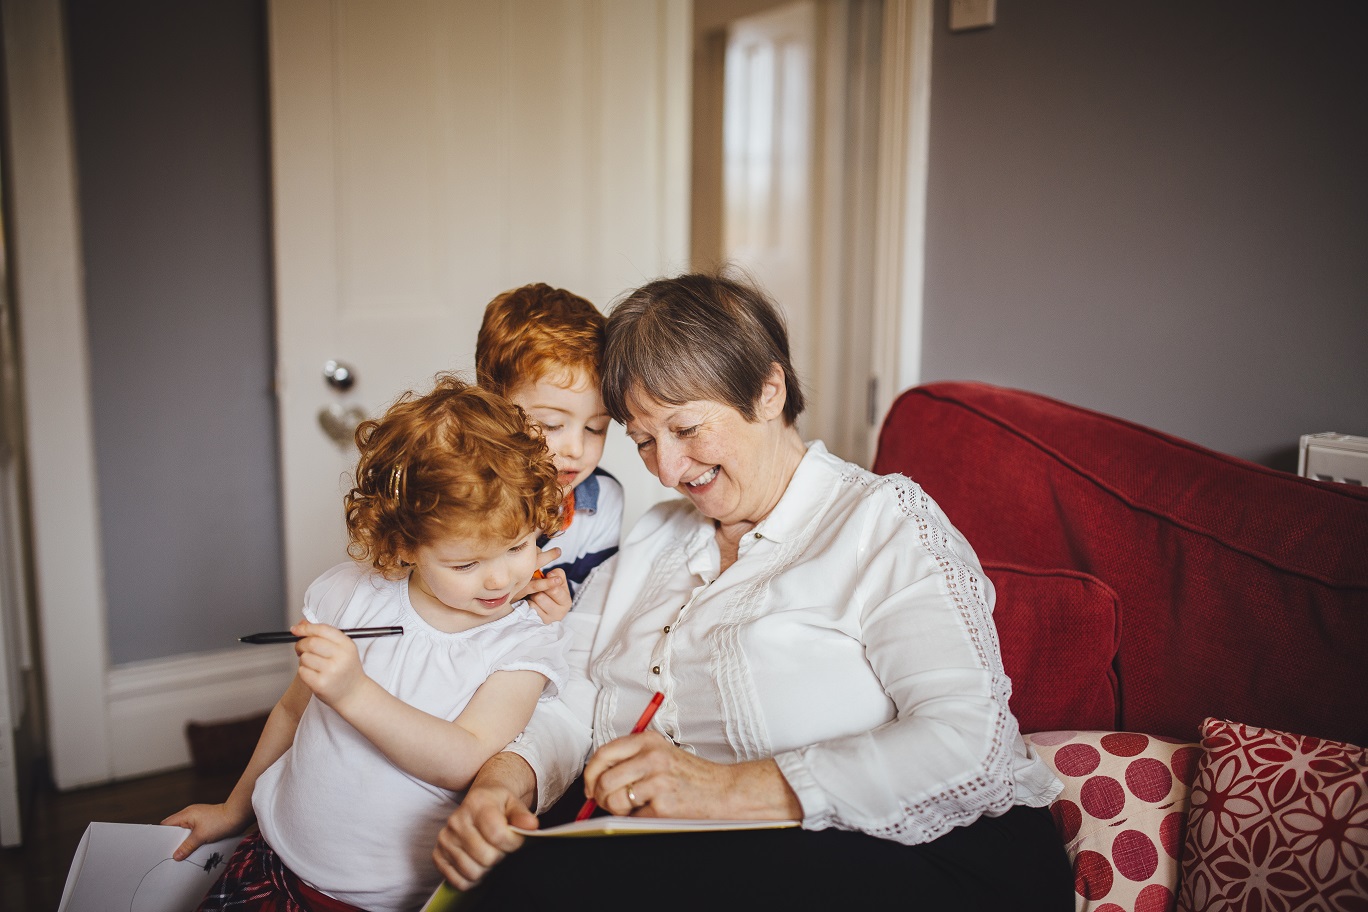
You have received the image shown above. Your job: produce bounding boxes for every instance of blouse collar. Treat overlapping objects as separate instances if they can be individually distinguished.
[680,440,839,560]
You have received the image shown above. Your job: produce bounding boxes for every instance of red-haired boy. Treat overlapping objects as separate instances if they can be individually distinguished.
[476,283,622,596]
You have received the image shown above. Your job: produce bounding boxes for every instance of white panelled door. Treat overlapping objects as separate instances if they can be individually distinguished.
[269,0,689,614]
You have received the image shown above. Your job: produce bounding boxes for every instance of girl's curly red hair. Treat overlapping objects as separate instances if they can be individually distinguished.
[345,374,563,577]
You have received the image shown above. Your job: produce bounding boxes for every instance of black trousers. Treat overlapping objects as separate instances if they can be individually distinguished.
[460,795,1073,911]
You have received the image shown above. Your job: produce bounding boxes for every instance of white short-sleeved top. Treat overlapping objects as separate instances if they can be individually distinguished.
[509,442,1062,846]
[253,561,569,912]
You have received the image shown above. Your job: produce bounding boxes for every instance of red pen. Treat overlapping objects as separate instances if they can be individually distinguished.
[575,691,665,821]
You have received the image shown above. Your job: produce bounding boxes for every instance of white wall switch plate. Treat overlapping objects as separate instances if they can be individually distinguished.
[950,0,996,32]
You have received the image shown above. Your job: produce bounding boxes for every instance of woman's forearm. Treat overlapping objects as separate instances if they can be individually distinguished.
[472,751,541,810]
[723,758,803,820]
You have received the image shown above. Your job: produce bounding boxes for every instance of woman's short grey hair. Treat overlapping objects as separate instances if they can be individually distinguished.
[602,272,805,426]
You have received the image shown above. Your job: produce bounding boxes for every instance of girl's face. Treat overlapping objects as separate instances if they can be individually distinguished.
[507,370,610,493]
[405,528,541,632]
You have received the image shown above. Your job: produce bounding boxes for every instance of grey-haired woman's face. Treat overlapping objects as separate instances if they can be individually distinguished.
[623,378,792,527]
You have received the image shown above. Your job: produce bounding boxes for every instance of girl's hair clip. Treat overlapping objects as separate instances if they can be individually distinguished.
[388,462,406,502]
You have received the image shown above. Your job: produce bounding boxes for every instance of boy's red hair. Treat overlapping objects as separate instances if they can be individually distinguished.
[475,283,605,396]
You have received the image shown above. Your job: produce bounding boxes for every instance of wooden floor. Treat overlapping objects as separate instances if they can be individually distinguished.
[0,766,239,911]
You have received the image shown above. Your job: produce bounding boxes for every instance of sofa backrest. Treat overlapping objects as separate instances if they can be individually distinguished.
[872,382,1368,745]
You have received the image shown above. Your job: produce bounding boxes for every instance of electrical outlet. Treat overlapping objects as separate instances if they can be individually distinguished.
[949,0,996,32]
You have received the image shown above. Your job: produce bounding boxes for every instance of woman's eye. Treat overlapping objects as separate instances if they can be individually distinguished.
[675,426,699,439]
[633,438,654,452]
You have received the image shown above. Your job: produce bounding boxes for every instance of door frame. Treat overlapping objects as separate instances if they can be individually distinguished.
[693,0,933,462]
[2,0,113,790]
[870,0,933,451]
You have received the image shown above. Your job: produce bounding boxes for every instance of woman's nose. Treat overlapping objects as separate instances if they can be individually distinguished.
[652,439,688,488]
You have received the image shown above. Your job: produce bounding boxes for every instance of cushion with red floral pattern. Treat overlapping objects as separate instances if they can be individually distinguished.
[1026,730,1201,912]
[1177,718,1368,912]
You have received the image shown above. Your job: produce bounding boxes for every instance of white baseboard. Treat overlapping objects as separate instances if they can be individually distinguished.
[106,647,294,780]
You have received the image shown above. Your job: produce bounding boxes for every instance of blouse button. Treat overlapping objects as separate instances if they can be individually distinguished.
[652,665,661,675]
[663,625,671,633]
[754,532,763,539]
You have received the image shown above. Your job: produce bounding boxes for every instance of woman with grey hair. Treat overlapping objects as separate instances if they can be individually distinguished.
[434,273,1071,909]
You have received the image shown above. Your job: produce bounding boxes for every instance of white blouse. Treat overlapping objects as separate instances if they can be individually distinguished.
[510,442,1061,845]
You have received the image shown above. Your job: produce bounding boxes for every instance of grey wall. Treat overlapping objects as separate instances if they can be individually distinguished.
[67,0,282,664]
[921,1,1368,469]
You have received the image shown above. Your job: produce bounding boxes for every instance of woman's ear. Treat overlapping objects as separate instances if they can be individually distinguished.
[756,363,787,421]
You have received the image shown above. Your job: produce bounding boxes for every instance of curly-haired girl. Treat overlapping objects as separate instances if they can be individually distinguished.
[165,375,571,912]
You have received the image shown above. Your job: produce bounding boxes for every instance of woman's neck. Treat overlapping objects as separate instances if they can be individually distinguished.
[715,427,807,572]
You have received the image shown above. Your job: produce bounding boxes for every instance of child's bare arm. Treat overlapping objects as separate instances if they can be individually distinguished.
[163,674,311,860]
[340,668,545,791]
[294,622,547,790]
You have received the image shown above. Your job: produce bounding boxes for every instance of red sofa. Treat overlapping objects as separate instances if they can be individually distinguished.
[873,381,1368,745]
[872,382,1368,910]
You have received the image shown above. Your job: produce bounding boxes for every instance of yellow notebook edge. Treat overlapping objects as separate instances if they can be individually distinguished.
[513,817,801,838]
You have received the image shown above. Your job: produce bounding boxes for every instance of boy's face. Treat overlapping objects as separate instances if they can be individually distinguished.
[508,370,610,493]
[405,528,541,632]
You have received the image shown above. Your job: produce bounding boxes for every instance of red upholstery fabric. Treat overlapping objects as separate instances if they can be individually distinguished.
[873,382,1368,746]
[985,562,1121,733]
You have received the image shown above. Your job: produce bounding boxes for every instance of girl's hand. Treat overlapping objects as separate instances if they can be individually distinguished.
[582,733,804,821]
[521,567,571,624]
[162,802,250,862]
[432,779,536,891]
[292,622,367,710]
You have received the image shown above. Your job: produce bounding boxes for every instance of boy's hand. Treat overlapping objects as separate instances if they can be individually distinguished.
[522,567,571,624]
[512,546,572,623]
[162,802,249,862]
[293,622,367,710]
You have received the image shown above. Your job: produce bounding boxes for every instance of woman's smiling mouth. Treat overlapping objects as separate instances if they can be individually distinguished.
[686,466,720,488]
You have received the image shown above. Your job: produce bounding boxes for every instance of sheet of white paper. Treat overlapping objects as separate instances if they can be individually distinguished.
[57,822,243,912]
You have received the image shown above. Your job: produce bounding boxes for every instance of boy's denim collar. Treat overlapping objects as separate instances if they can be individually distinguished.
[574,470,601,513]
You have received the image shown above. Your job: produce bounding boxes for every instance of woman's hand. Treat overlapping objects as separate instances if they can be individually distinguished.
[432,756,540,891]
[162,801,250,862]
[582,733,803,820]
[292,622,367,710]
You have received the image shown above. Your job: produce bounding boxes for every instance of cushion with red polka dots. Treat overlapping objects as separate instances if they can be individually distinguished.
[1025,730,1201,912]
[1176,718,1368,912]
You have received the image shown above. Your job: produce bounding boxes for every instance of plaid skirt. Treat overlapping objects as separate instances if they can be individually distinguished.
[197,831,365,912]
